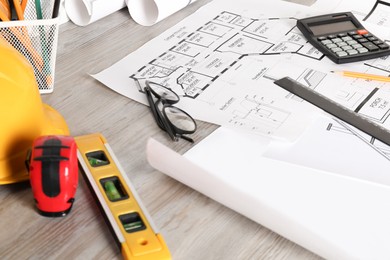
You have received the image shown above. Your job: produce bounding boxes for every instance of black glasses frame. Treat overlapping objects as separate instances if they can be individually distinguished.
[144,81,197,143]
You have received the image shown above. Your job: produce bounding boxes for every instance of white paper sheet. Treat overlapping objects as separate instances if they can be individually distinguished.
[367,0,390,27]
[65,0,126,26]
[264,115,390,185]
[312,0,390,28]
[91,0,326,140]
[126,0,199,26]
[146,136,390,260]
[92,0,390,142]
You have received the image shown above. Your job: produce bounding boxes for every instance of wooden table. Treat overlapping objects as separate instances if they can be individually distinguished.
[0,0,323,259]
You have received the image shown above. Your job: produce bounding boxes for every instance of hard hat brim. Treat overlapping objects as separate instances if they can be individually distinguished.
[0,104,69,185]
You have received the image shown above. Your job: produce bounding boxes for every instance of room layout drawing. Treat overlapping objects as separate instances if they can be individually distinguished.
[131,11,323,98]
[129,11,329,136]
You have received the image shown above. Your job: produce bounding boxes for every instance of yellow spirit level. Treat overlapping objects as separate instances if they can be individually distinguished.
[75,133,171,260]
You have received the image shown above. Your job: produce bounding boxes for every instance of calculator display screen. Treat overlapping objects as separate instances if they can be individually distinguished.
[309,20,357,36]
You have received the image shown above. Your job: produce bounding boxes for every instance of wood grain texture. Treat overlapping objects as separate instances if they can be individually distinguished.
[0,0,323,259]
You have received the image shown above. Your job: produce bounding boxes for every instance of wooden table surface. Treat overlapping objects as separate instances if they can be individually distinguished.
[0,0,323,259]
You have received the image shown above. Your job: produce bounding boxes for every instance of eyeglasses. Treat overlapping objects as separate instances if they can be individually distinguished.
[144,81,197,143]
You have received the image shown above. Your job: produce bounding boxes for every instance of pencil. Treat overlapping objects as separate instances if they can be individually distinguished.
[34,0,52,85]
[331,70,390,82]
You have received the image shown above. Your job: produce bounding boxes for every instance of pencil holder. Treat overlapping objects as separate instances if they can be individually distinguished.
[0,0,59,93]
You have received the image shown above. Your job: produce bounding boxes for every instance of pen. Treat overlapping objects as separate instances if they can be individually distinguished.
[12,0,24,20]
[0,0,11,20]
[34,0,52,86]
[331,70,390,82]
[21,0,28,12]
[34,0,43,19]
[52,0,61,18]
[0,1,44,72]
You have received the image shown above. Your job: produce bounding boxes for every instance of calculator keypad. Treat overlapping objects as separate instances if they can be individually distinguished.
[318,30,389,58]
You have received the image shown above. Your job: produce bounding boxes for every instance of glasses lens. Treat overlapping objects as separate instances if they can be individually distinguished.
[147,82,179,103]
[163,106,196,132]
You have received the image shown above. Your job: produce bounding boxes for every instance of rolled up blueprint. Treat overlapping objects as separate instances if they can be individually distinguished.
[65,0,126,26]
[126,0,198,26]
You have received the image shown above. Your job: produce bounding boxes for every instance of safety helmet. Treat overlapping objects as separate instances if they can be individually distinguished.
[0,39,69,184]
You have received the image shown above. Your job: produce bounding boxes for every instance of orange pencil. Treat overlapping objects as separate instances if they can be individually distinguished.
[331,70,390,82]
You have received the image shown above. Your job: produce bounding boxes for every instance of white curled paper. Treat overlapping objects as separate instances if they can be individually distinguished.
[65,0,126,26]
[126,0,198,26]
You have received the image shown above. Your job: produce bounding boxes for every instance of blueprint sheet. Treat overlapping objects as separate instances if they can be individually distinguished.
[95,1,390,257]
[312,0,390,28]
[93,0,390,143]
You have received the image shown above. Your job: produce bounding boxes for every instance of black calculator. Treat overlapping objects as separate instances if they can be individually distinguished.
[297,12,390,64]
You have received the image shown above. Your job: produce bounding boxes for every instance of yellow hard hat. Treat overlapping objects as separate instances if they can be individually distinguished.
[0,39,69,184]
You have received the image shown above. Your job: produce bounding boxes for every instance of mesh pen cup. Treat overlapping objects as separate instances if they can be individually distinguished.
[0,0,60,93]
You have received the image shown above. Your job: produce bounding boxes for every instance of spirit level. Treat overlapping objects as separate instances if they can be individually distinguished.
[75,133,171,260]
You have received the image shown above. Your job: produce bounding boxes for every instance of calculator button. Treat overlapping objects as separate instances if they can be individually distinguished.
[357,47,369,53]
[367,36,378,41]
[353,35,363,40]
[357,29,369,35]
[337,42,347,47]
[321,39,332,45]
[363,33,374,38]
[326,43,337,49]
[347,40,358,45]
[335,51,348,57]
[352,43,363,49]
[378,43,389,50]
[361,42,379,51]
[348,31,358,36]
[342,45,353,51]
[317,36,327,41]
[373,40,384,45]
[346,49,358,55]
[358,38,369,43]
[341,36,352,41]
[332,38,342,43]
[331,47,343,53]
[328,34,337,39]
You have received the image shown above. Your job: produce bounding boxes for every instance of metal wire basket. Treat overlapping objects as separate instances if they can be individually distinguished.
[0,0,59,93]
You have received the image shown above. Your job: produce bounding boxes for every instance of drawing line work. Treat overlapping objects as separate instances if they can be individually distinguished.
[131,12,324,97]
[95,1,390,142]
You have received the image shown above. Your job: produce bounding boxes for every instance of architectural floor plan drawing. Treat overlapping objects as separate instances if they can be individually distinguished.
[229,95,292,133]
[127,11,330,138]
[94,0,390,143]
[130,11,324,102]
[133,13,322,76]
